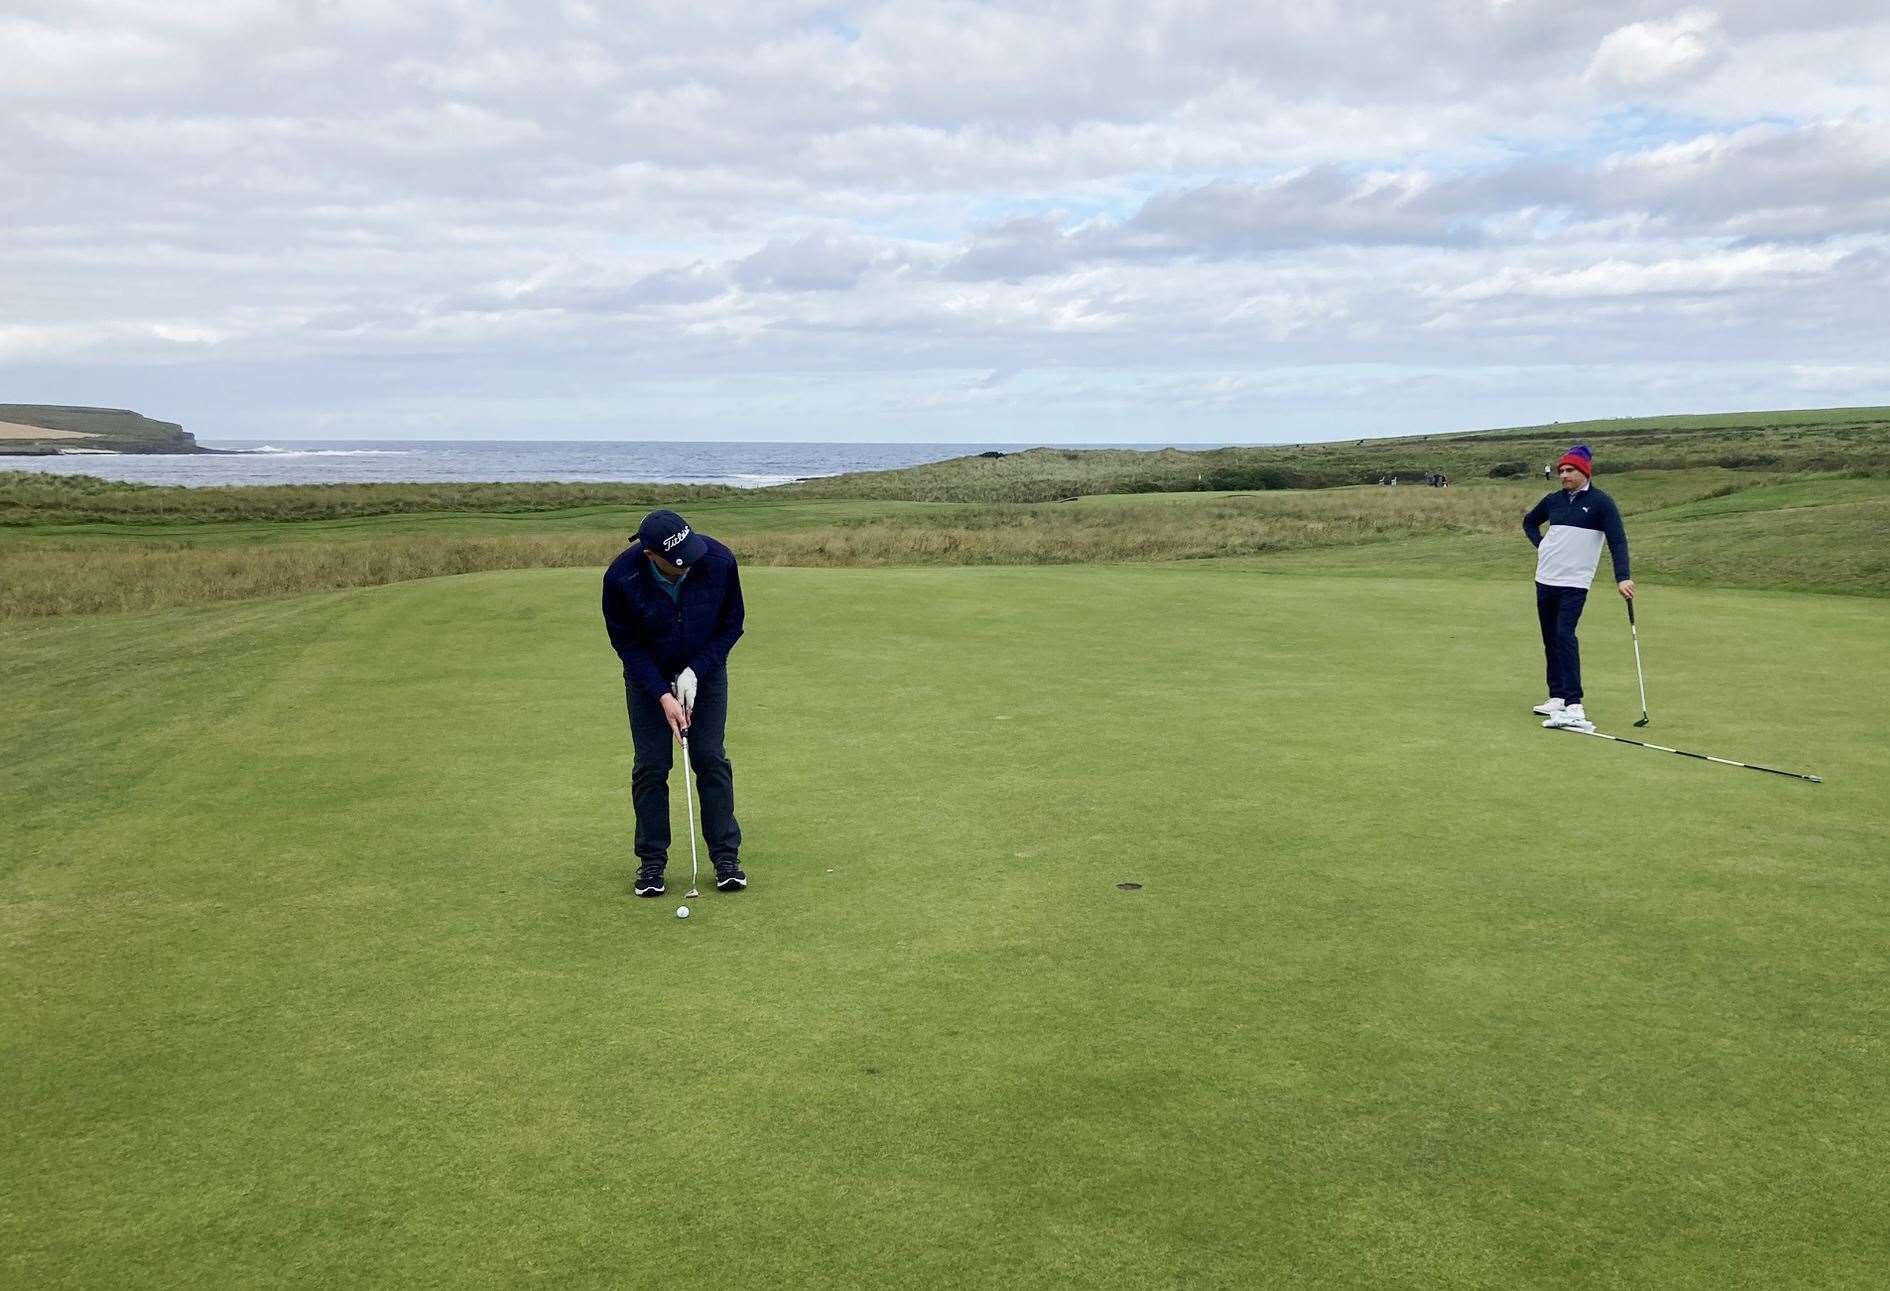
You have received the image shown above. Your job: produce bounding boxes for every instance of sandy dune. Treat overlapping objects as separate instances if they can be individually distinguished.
[0,420,96,440]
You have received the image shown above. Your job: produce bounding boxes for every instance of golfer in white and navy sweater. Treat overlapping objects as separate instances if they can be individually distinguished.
[1522,444,1636,732]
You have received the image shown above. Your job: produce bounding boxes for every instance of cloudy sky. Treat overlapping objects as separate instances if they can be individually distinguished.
[4,1,1888,443]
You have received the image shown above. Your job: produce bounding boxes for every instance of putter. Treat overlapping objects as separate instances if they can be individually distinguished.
[1554,725,1821,782]
[1627,599,1650,727]
[680,727,700,899]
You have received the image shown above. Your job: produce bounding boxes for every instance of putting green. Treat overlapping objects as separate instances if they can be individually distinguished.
[3,566,1886,1287]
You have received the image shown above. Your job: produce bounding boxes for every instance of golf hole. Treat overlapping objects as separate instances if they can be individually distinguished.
[1116,882,1143,892]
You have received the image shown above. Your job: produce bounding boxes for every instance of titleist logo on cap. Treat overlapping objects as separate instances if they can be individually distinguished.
[662,525,691,552]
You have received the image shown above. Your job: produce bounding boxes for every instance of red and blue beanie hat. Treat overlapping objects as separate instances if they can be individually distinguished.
[1556,443,1593,477]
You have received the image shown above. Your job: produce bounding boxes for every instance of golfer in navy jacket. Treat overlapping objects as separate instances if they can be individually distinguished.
[602,509,747,897]
[1523,444,1635,733]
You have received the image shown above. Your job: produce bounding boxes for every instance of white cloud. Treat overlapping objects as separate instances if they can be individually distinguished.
[2,1,1887,441]
[1449,245,1844,300]
[0,318,239,360]
[1789,363,1890,392]
[0,17,194,99]
[1584,9,1727,92]
[393,41,622,96]
[734,230,916,292]
[1597,119,1890,237]
[1126,169,1480,254]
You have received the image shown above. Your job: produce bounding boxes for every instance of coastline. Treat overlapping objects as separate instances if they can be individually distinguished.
[0,438,1030,488]
[0,404,206,456]
[0,443,227,457]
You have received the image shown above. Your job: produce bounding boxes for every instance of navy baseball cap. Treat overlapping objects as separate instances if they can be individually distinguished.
[636,509,707,566]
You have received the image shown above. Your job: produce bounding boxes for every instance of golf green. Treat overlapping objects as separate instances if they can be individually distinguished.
[4,565,1886,1287]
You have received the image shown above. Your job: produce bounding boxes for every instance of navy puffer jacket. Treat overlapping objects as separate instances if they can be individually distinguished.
[602,536,745,703]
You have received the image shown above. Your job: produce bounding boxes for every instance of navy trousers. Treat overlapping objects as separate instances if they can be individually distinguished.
[1535,582,1588,703]
[625,668,741,871]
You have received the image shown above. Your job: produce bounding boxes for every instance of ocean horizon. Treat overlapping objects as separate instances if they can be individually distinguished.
[3,439,1133,489]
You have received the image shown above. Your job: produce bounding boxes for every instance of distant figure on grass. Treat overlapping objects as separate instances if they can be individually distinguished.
[602,509,748,897]
[1523,444,1634,733]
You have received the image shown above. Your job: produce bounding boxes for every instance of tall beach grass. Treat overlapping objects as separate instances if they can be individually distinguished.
[3,489,1518,618]
[0,473,744,526]
[19,479,1886,618]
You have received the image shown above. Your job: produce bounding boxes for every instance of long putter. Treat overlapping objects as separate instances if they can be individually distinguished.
[1556,726,1820,782]
[680,728,700,898]
[1627,599,1649,727]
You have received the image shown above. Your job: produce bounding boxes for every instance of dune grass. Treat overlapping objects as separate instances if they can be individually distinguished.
[0,472,747,526]
[1246,477,1890,597]
[4,565,1886,1287]
[5,470,1884,618]
[0,533,631,617]
[775,408,1890,502]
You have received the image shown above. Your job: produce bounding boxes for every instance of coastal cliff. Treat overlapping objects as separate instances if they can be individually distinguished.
[0,404,207,455]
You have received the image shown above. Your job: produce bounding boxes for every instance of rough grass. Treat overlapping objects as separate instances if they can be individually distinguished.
[1241,477,1890,599]
[0,489,1499,616]
[0,535,630,617]
[8,473,1888,618]
[777,408,1890,502]
[0,472,745,526]
[730,487,1518,566]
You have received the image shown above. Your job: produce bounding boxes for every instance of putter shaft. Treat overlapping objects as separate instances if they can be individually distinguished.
[1564,726,1821,782]
[680,729,699,896]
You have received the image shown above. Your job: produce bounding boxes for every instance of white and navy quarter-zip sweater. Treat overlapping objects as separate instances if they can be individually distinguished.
[1523,484,1631,589]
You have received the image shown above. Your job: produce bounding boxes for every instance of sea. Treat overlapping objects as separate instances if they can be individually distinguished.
[5,440,1058,488]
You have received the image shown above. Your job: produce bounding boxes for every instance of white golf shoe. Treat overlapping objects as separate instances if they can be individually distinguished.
[1543,703,1594,732]
[1531,698,1566,717]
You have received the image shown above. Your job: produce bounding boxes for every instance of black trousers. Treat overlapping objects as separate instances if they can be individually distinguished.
[625,668,741,871]
[1535,582,1588,703]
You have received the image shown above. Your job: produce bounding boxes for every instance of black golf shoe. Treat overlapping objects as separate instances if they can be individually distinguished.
[633,868,666,897]
[713,866,747,892]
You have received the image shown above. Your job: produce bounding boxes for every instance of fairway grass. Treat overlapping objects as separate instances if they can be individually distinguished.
[4,566,1887,1287]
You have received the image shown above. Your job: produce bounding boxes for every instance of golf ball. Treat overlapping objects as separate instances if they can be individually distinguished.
[676,905,690,919]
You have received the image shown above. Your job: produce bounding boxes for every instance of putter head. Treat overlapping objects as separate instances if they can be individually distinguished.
[684,888,699,899]
[1633,718,1650,727]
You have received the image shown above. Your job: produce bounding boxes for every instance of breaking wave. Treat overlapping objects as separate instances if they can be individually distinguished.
[233,446,415,457]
